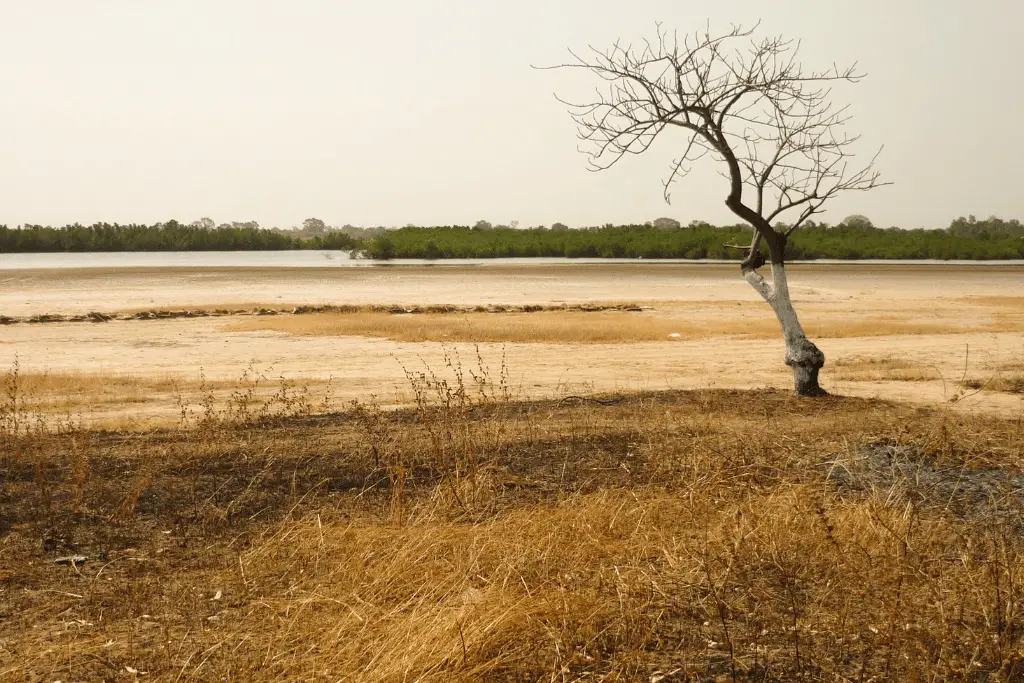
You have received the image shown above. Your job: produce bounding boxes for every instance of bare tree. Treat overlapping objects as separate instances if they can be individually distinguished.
[544,23,887,395]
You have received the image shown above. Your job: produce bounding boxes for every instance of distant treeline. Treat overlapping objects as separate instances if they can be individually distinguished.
[2,216,1022,260]
[361,216,1024,260]
[0,220,359,253]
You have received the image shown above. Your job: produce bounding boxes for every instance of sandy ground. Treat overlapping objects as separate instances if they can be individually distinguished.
[2,264,1021,423]
[2,263,1021,315]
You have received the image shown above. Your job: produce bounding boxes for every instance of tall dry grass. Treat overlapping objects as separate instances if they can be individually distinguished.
[2,356,1024,681]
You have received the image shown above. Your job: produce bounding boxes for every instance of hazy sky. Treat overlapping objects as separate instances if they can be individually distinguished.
[1,1,1021,229]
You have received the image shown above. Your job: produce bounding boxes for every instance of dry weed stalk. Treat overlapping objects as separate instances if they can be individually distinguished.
[399,346,515,515]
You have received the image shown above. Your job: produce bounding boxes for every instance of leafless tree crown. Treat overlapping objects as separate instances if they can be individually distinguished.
[544,23,886,234]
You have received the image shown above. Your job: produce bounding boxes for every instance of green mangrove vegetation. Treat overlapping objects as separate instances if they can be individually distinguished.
[2,216,1021,260]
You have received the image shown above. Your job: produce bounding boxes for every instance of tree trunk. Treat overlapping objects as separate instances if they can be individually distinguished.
[742,262,826,396]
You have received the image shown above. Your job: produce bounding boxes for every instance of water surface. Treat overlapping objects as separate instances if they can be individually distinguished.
[2,251,1022,270]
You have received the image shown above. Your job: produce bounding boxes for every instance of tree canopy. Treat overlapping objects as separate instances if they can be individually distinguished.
[2,217,1021,260]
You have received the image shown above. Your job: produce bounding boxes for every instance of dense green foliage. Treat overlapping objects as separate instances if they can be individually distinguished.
[2,216,1022,260]
[360,217,1024,260]
[0,221,359,253]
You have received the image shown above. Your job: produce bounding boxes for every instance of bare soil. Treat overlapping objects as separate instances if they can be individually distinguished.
[3,263,1021,316]
[1,264,1022,424]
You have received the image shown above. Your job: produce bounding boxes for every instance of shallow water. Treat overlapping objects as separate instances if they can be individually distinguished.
[2,250,1022,270]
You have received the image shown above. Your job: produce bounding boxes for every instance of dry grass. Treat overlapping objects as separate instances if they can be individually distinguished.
[227,310,692,343]
[3,365,334,424]
[223,307,1024,344]
[805,316,997,338]
[830,355,939,382]
[241,309,1022,343]
[4,358,1024,681]
[973,375,1024,394]
[959,296,1024,309]
[11,370,214,401]
[963,358,1024,395]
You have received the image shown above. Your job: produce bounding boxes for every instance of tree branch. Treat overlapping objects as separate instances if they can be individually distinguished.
[542,22,888,263]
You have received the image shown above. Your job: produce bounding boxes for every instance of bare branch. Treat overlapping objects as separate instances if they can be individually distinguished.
[543,22,888,262]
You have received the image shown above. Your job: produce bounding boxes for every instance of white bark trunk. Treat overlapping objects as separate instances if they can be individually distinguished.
[743,263,826,396]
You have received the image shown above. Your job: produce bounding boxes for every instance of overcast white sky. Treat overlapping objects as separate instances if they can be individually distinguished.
[1,1,1020,229]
